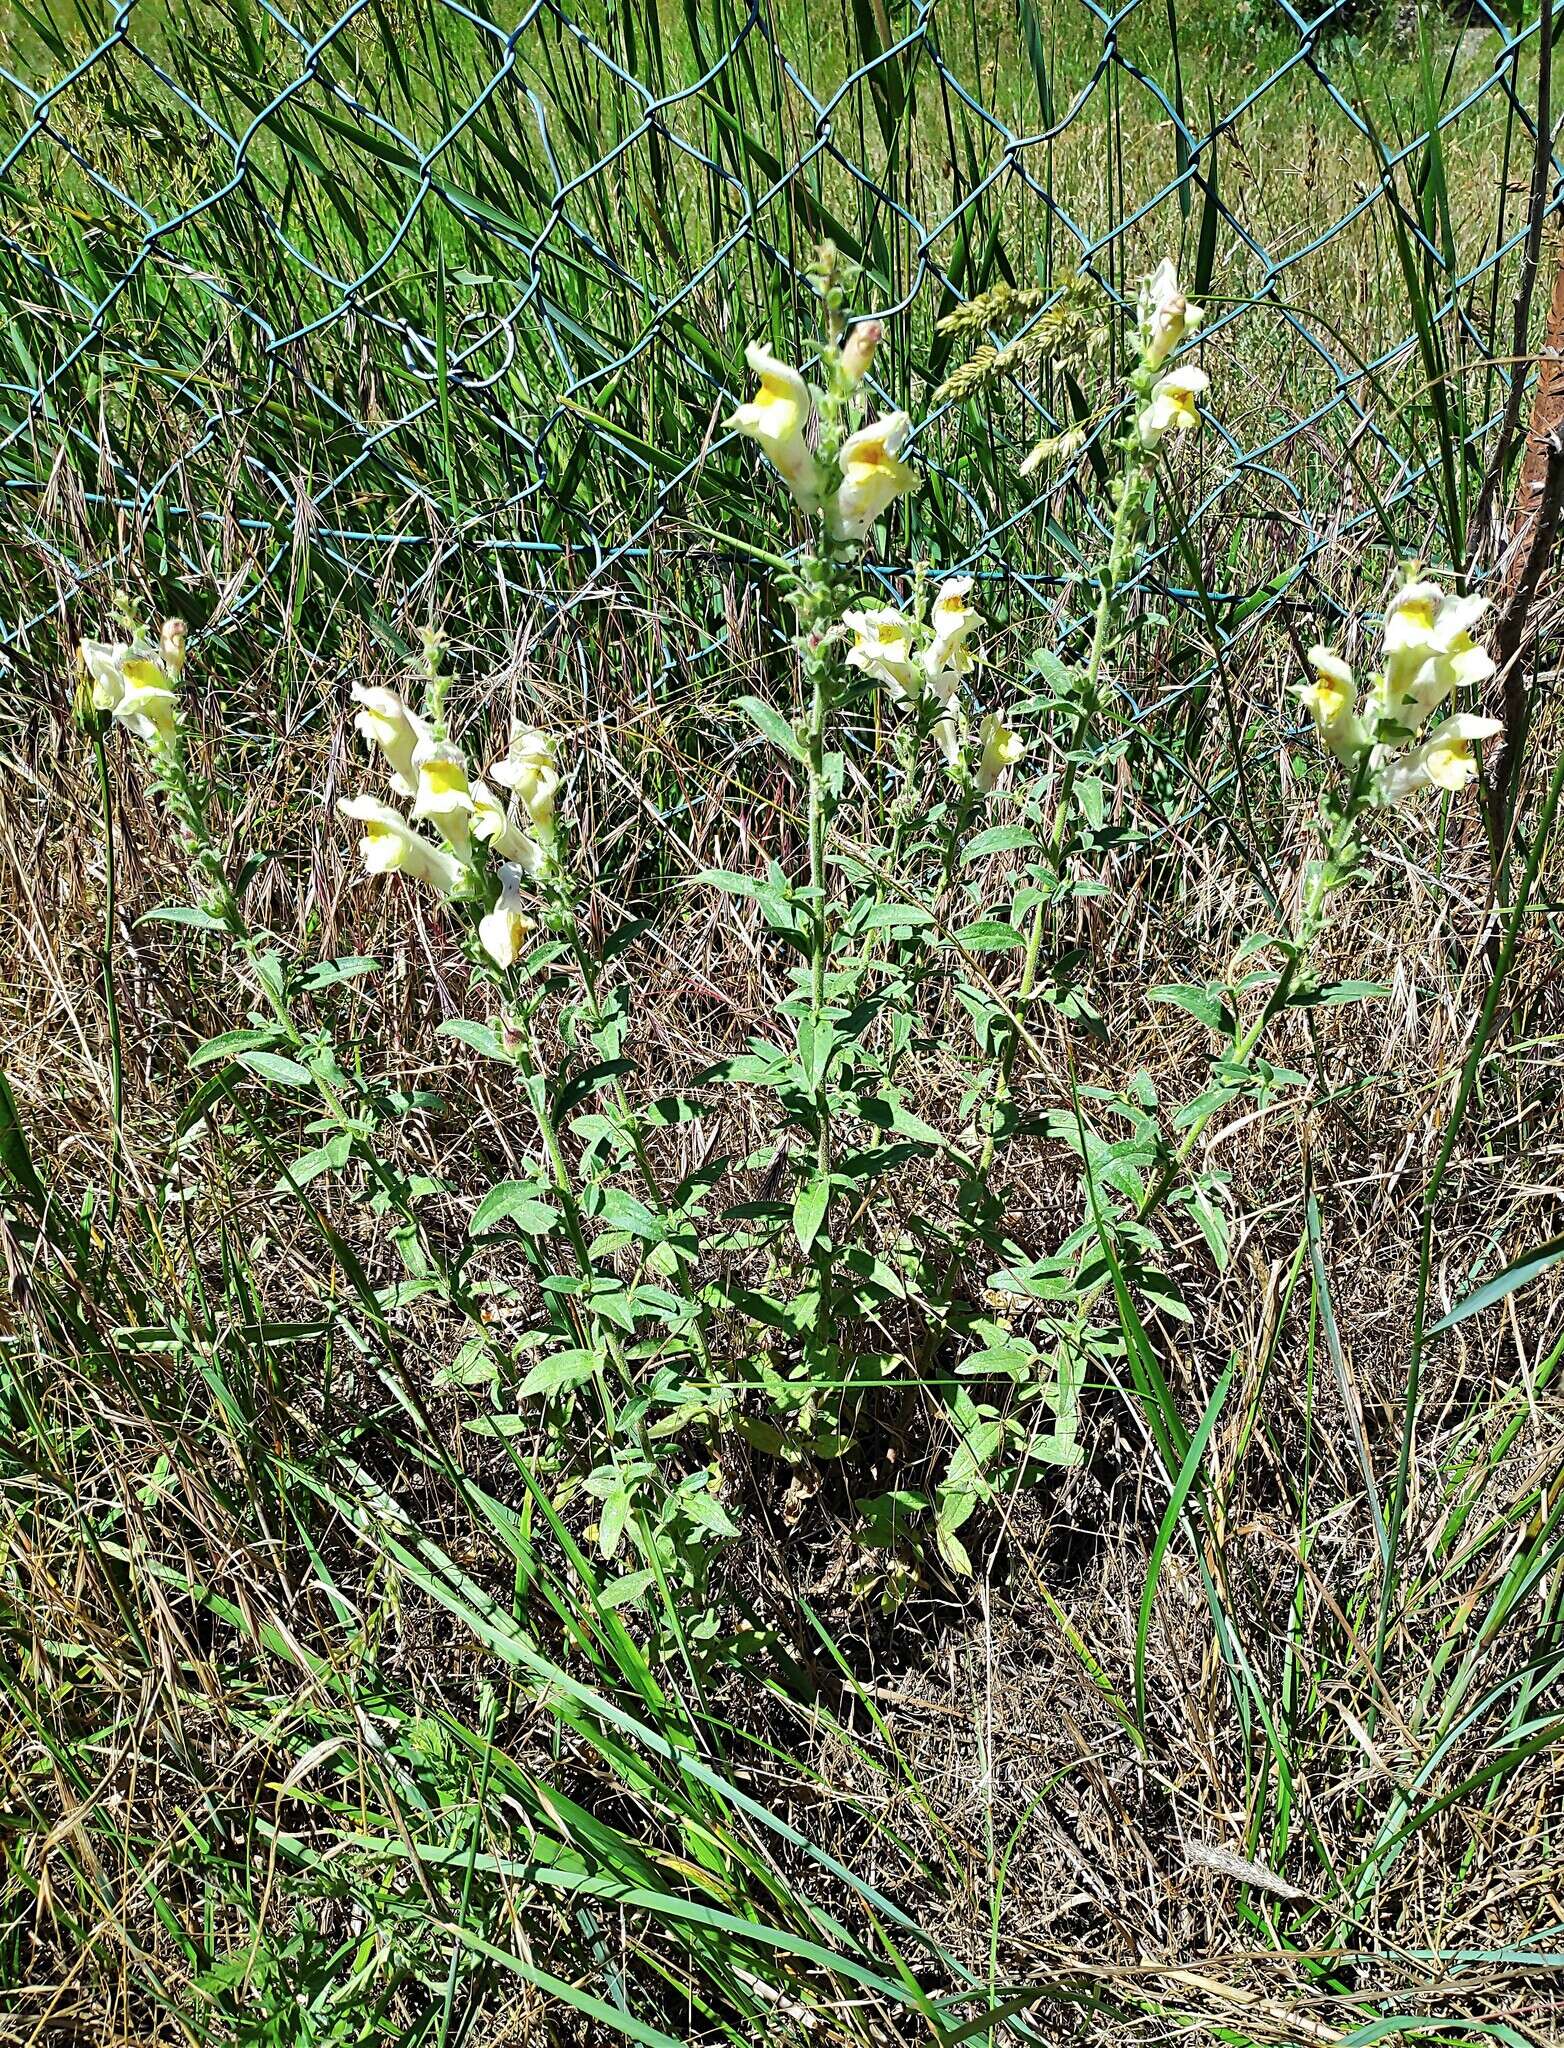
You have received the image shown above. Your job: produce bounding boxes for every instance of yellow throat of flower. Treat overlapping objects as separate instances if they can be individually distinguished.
[754,377,800,435]
[1426,735,1477,789]
[847,440,896,481]
[421,759,468,799]
[1311,675,1348,722]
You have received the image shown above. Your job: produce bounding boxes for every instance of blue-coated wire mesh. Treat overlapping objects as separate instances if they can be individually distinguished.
[0,0,1558,691]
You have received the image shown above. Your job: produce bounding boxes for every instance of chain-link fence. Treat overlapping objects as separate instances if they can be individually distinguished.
[1,0,1558,690]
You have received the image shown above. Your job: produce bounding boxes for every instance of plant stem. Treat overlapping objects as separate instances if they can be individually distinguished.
[1137,763,1368,1219]
[557,922,716,1375]
[979,456,1150,1172]
[806,625,832,1181]
[92,730,125,1220]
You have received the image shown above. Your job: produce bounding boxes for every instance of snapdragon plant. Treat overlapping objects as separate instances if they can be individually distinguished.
[81,250,1506,1629]
[924,275,1501,1567]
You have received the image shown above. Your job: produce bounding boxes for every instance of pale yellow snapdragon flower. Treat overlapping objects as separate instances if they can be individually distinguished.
[1375,712,1505,803]
[842,575,984,760]
[842,605,920,701]
[1376,583,1495,733]
[1301,574,1502,805]
[114,661,180,746]
[477,860,534,969]
[80,639,180,746]
[1297,648,1367,763]
[352,683,428,797]
[831,413,920,541]
[489,726,560,835]
[1137,365,1210,450]
[410,738,476,858]
[471,778,544,871]
[925,575,983,677]
[975,713,1024,793]
[728,343,826,512]
[81,638,139,714]
[337,794,464,894]
[924,668,963,766]
[1138,259,1204,370]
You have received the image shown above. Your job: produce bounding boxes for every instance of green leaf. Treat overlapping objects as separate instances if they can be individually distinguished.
[600,1568,656,1610]
[189,1028,284,1068]
[1295,979,1391,1008]
[138,904,230,932]
[437,1018,509,1062]
[693,872,802,935]
[518,1347,601,1399]
[698,1051,790,1087]
[1028,648,1083,700]
[733,694,805,763]
[792,1172,831,1253]
[693,868,764,898]
[281,1134,353,1187]
[678,1488,738,1538]
[300,954,380,991]
[856,902,934,931]
[1428,1231,1564,1335]
[641,1094,707,1127]
[238,1050,315,1087]
[0,1069,44,1204]
[595,1188,663,1242]
[139,897,233,929]
[1076,776,1105,830]
[934,1516,973,1577]
[598,1488,632,1559]
[1180,1182,1231,1271]
[1135,1359,1234,1736]
[1149,983,1230,1033]
[961,824,1038,863]
[472,1182,562,1236]
[953,920,1027,952]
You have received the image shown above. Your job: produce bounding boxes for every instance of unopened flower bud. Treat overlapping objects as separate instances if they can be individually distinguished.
[840,320,883,387]
[72,667,107,735]
[159,617,188,676]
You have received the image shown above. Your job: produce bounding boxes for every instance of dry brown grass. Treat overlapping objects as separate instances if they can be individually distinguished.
[3,523,1562,2041]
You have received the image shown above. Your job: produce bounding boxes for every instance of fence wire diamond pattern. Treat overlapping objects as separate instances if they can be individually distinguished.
[1,0,1558,693]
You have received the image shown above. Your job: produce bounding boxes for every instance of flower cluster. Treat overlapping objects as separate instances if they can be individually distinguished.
[1299,576,1502,802]
[80,620,187,748]
[1134,259,1209,450]
[339,681,561,969]
[843,574,1022,793]
[728,341,919,541]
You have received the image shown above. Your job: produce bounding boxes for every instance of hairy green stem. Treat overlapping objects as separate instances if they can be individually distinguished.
[806,630,832,1181]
